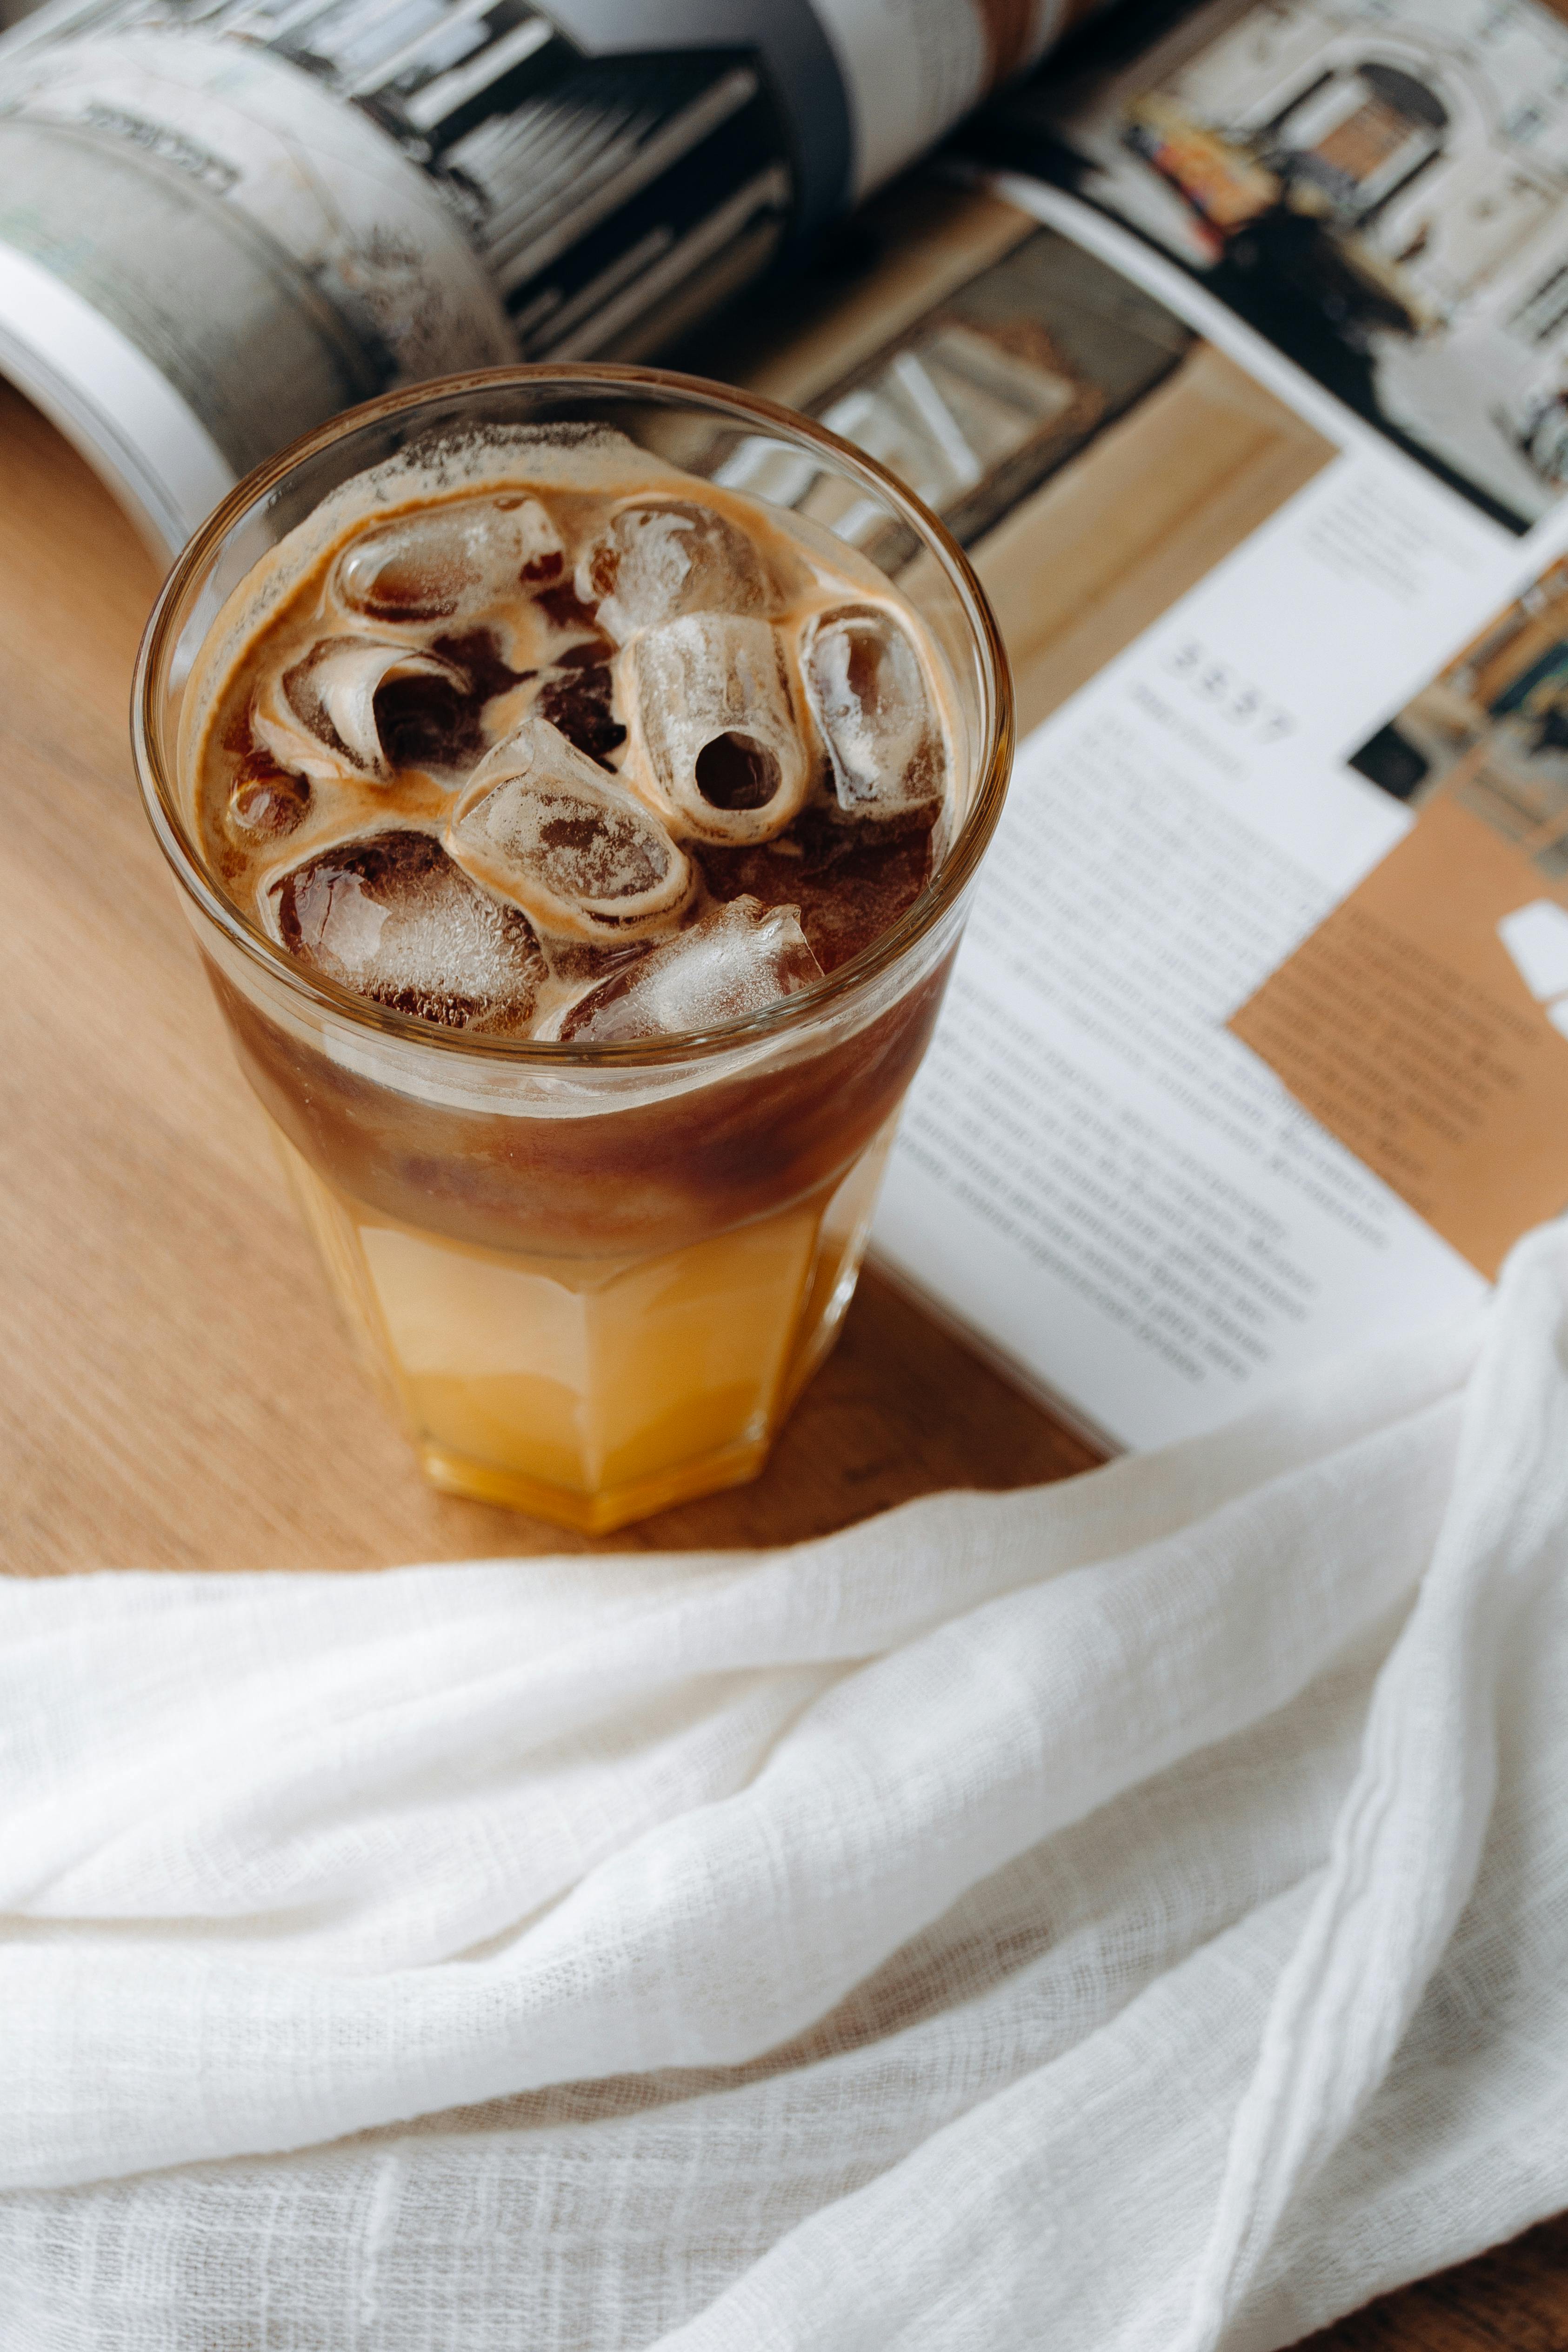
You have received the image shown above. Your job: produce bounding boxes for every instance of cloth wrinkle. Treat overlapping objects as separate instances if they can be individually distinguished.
[2,1228,1566,2348]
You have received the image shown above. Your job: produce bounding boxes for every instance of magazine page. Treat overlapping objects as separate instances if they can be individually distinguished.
[981,0,1568,537]
[702,69,1568,1445]
[1231,547,1568,1280]
[0,0,1103,550]
[872,187,1537,1447]
[893,0,1568,1445]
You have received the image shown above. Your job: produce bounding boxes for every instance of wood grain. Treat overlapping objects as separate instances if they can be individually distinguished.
[0,379,1560,2349]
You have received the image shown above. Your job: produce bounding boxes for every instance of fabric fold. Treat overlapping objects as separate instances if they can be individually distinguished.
[2,1229,1565,2352]
[1181,1225,1568,2345]
[2,1382,1459,2186]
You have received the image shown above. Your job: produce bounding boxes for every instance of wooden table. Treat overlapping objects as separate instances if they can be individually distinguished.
[0,379,1561,2347]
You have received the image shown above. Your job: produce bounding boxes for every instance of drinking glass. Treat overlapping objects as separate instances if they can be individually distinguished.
[133,366,1012,1531]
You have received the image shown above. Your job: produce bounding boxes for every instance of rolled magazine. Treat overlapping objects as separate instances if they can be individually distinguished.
[0,0,1100,549]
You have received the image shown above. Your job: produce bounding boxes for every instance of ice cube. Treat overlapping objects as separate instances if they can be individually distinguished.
[576,500,767,643]
[227,751,311,842]
[621,615,811,844]
[548,896,823,1042]
[801,604,944,815]
[254,637,471,782]
[269,829,546,1034]
[334,494,564,624]
[447,716,692,940]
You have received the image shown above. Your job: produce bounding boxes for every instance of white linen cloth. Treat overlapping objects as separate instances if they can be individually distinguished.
[4,1223,1568,2350]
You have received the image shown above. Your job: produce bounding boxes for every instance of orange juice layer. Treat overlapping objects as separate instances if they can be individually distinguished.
[274,1123,894,1531]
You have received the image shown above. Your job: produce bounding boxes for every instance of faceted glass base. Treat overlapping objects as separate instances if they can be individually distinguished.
[274,1120,894,1531]
[416,1432,773,1534]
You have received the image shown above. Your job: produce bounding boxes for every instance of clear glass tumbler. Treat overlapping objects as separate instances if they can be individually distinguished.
[133,367,1012,1532]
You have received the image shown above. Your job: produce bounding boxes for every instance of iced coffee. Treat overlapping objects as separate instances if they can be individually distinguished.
[139,380,1008,1531]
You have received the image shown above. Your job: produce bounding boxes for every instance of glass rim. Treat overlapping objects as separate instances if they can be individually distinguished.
[132,360,1014,1070]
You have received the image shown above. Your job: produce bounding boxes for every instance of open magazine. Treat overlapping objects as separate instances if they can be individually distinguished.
[675,0,1568,1450]
[0,0,1101,550]
[7,0,1565,1455]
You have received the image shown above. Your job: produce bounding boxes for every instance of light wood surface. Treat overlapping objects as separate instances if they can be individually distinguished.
[1,379,1561,2349]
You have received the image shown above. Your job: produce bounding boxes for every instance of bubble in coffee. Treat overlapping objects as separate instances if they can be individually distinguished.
[190,428,954,1042]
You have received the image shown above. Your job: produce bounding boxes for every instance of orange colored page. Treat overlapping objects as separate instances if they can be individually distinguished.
[1231,789,1568,1278]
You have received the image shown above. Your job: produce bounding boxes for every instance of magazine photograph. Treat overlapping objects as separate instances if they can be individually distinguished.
[988,0,1568,528]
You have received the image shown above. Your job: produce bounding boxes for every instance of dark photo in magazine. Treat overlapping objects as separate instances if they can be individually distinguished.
[978,0,1568,534]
